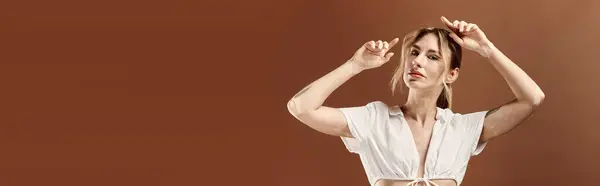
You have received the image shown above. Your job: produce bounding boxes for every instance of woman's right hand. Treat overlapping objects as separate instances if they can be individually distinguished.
[348,38,399,71]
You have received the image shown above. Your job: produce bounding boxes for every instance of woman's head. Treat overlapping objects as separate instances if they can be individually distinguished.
[390,27,463,109]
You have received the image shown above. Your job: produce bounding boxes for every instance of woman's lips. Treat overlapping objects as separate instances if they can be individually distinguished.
[408,71,424,78]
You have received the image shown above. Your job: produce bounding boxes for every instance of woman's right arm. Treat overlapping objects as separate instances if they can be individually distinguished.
[287,61,362,138]
[286,38,399,138]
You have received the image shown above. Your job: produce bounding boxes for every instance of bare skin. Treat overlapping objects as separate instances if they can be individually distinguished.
[287,16,545,186]
[373,108,457,186]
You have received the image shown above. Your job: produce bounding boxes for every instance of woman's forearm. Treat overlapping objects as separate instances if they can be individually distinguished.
[287,61,363,115]
[482,42,545,106]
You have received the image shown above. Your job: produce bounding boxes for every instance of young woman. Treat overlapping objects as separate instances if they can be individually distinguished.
[286,16,545,186]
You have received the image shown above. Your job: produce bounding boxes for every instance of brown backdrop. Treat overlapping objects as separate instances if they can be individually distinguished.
[1,0,599,185]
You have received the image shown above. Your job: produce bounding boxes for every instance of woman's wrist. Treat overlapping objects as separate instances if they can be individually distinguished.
[478,40,496,58]
[344,59,365,75]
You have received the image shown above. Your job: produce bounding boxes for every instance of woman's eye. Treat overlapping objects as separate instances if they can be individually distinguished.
[410,50,419,56]
[428,55,440,60]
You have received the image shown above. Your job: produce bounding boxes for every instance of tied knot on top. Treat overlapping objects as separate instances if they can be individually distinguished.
[406,178,439,186]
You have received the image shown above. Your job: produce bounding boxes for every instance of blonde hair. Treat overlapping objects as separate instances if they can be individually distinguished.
[389,27,463,109]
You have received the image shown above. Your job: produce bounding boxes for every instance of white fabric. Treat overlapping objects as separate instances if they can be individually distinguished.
[407,178,439,186]
[339,101,489,186]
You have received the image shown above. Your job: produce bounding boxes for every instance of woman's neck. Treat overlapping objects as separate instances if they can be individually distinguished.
[402,89,441,126]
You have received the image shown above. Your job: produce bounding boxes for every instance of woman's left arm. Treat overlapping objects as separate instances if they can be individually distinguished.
[477,42,545,142]
[441,16,546,142]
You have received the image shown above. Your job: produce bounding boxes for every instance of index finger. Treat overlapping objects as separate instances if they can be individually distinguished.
[388,38,400,48]
[440,16,461,35]
[440,16,453,27]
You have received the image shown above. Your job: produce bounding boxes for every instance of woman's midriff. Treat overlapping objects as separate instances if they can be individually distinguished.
[375,179,457,186]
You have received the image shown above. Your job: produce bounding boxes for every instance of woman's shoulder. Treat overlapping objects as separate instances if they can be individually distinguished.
[439,107,489,124]
[355,100,403,116]
[362,100,397,110]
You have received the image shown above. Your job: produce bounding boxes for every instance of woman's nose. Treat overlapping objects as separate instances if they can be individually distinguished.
[412,55,425,67]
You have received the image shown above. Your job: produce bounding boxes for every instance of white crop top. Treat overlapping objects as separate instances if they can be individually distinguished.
[339,101,489,186]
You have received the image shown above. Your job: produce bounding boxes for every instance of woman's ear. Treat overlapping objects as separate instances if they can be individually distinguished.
[445,68,460,84]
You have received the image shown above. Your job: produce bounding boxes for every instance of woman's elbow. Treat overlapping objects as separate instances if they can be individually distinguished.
[530,91,545,108]
[287,99,308,117]
[287,99,300,116]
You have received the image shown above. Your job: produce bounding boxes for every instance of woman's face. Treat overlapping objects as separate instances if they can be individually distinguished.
[403,33,458,91]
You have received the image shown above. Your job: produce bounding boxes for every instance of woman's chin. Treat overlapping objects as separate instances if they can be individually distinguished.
[404,80,427,89]
[404,81,440,92]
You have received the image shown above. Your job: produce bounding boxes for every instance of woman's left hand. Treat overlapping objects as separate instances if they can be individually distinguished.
[441,16,493,57]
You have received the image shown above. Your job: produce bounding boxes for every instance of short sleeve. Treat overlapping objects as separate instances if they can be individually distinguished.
[461,110,490,156]
[338,101,379,154]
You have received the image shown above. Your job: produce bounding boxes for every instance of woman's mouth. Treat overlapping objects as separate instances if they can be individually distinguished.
[408,71,424,78]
